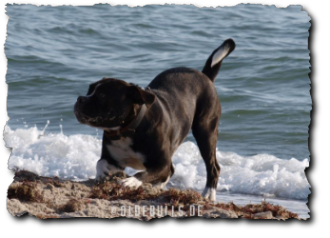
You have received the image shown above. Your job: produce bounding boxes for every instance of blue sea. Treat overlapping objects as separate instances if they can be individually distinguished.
[4,4,311,218]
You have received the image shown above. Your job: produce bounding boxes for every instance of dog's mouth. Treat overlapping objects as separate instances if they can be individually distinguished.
[74,108,122,128]
[74,99,128,129]
[76,110,112,122]
[84,115,115,124]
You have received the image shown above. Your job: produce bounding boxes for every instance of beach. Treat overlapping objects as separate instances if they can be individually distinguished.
[7,170,301,220]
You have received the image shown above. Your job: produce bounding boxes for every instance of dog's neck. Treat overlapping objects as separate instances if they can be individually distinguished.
[104,104,147,140]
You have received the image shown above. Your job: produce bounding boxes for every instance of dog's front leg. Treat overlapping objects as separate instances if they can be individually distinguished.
[95,158,123,182]
[120,164,172,189]
[119,176,143,189]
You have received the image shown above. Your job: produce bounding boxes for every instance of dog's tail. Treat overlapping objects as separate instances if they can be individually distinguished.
[202,39,236,82]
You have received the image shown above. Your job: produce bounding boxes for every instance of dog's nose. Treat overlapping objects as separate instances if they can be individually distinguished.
[77,96,86,103]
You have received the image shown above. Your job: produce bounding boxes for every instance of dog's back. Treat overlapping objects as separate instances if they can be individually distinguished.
[147,67,219,134]
[148,39,236,105]
[147,39,236,136]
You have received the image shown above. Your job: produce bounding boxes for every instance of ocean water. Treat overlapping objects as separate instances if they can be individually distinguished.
[5,4,311,218]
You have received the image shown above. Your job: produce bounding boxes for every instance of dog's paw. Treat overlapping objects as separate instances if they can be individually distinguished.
[95,159,120,182]
[119,177,142,189]
[202,187,216,202]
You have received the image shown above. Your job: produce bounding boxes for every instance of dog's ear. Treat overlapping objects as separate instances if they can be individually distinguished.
[87,82,97,95]
[87,78,108,95]
[128,85,156,105]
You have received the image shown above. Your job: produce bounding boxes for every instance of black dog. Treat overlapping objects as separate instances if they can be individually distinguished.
[74,39,235,201]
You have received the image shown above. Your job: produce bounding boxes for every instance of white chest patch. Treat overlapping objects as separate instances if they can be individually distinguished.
[107,137,146,170]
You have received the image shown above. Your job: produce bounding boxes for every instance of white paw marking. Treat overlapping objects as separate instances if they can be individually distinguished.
[120,177,142,189]
[211,44,231,67]
[107,137,146,170]
[95,159,120,181]
[202,187,216,202]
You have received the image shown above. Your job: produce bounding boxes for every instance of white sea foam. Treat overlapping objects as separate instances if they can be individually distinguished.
[5,126,101,180]
[4,125,310,200]
[171,142,310,200]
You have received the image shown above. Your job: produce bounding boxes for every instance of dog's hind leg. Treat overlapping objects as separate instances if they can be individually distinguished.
[192,117,221,202]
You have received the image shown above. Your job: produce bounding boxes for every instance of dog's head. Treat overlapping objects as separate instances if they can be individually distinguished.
[74,78,155,129]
